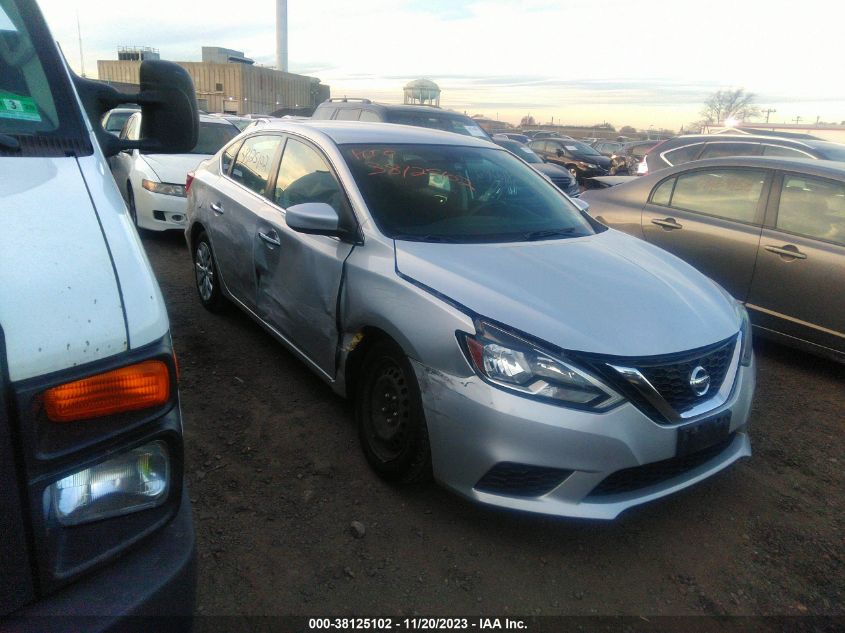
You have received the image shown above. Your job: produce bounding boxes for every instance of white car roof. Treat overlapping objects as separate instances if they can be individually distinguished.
[246,120,496,148]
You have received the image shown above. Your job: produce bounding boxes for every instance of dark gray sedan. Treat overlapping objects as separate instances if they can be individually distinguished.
[581,156,845,361]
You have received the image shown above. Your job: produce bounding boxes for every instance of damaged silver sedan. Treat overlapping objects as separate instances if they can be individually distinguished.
[185,121,756,519]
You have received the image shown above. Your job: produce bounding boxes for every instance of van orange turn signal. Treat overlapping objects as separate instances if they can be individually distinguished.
[43,360,170,422]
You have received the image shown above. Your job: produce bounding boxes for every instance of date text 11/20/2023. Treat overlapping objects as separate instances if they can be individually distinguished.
[307,618,528,630]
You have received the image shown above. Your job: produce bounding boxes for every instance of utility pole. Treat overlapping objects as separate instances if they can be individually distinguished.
[762,108,776,123]
[76,12,85,77]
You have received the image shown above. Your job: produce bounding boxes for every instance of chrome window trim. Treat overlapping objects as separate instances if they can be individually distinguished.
[661,142,704,167]
[608,333,742,424]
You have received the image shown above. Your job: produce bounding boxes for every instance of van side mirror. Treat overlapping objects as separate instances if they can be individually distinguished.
[556,148,564,157]
[73,60,198,157]
[285,203,342,237]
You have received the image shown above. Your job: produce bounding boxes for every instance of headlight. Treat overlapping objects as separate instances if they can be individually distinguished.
[582,163,598,169]
[458,321,624,411]
[47,441,170,526]
[142,179,186,197]
[738,304,753,366]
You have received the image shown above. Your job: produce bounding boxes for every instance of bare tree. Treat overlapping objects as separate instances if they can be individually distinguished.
[701,88,760,123]
[520,114,536,126]
[620,125,637,134]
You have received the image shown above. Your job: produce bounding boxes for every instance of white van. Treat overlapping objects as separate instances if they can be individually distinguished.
[1,0,197,628]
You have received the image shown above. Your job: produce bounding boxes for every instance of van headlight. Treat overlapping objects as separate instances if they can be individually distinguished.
[47,441,170,526]
[458,321,624,411]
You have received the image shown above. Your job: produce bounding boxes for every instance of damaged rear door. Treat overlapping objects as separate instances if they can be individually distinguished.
[252,135,355,377]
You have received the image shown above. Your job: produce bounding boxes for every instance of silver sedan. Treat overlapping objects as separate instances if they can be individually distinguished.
[185,121,756,519]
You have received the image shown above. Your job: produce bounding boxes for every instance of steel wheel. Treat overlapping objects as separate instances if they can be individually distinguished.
[356,339,432,483]
[364,358,412,462]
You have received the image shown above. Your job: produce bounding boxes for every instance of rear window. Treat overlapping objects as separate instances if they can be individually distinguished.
[698,142,761,159]
[662,143,704,166]
[385,111,490,139]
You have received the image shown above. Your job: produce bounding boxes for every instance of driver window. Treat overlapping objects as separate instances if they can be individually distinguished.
[274,137,346,219]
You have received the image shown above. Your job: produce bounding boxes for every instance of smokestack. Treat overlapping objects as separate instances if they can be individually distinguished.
[276,0,288,72]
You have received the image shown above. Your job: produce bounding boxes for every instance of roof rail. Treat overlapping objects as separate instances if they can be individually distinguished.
[324,97,372,104]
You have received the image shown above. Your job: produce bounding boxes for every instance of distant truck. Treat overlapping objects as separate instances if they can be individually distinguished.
[1,0,198,629]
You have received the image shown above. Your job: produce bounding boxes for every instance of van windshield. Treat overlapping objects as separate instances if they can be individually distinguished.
[341,144,598,243]
[0,0,89,150]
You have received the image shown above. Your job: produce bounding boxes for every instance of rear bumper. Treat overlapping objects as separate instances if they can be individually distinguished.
[6,487,196,633]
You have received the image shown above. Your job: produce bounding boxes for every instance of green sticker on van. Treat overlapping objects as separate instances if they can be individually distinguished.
[0,91,41,122]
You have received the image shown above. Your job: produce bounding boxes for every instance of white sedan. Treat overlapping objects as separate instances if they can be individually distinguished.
[109,113,239,231]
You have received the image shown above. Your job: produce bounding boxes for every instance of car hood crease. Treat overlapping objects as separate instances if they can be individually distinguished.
[394,229,738,357]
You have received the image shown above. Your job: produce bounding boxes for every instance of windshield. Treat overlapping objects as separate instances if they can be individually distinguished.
[190,122,239,155]
[564,141,602,156]
[496,139,542,164]
[385,111,490,139]
[0,0,88,150]
[341,144,597,243]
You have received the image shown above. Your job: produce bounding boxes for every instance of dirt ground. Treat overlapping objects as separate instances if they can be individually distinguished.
[141,231,843,618]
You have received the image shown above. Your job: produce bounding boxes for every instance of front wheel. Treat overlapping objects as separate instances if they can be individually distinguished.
[356,340,432,483]
[193,231,226,312]
[127,183,138,227]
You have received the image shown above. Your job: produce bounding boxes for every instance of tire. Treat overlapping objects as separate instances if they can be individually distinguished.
[356,339,432,483]
[193,231,226,312]
[127,183,139,227]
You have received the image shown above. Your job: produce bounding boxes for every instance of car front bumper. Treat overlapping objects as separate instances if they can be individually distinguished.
[6,487,196,632]
[135,185,189,232]
[413,357,755,520]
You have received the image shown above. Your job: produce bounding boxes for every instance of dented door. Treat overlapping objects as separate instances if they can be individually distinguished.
[252,137,354,376]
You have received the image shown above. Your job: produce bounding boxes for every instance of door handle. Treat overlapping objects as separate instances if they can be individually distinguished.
[258,231,281,247]
[764,244,806,260]
[210,202,224,215]
[651,217,683,230]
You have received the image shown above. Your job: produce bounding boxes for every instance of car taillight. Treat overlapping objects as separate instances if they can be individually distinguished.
[185,171,195,194]
[43,360,170,422]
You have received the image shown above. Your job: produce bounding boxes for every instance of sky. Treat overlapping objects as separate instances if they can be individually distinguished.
[38,0,844,131]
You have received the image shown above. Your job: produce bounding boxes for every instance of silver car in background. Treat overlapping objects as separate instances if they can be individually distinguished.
[581,156,845,362]
[185,121,756,519]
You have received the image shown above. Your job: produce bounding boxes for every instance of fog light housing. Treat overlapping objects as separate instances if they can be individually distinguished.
[48,441,170,526]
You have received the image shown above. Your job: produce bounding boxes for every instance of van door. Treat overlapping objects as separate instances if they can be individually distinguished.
[252,136,355,376]
[0,327,35,616]
[641,167,771,301]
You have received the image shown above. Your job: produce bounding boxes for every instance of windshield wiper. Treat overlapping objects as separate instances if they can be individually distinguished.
[0,134,21,151]
[522,228,578,241]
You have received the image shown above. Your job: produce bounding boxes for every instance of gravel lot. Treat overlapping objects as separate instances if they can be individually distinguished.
[142,231,843,618]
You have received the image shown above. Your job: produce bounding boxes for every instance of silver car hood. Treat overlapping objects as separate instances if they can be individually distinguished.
[394,229,739,357]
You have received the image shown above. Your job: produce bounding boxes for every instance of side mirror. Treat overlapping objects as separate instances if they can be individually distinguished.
[285,202,341,237]
[556,148,564,157]
[571,198,590,213]
[73,60,198,157]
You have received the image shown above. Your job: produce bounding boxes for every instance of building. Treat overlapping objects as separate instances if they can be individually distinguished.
[201,47,254,65]
[97,47,329,116]
[117,46,159,61]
